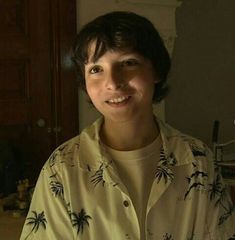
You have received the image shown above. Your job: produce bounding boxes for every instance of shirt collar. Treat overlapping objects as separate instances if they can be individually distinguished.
[157,117,194,166]
[78,116,194,170]
[78,117,110,170]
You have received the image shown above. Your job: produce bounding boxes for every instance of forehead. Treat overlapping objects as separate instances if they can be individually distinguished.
[87,41,98,56]
[86,41,137,63]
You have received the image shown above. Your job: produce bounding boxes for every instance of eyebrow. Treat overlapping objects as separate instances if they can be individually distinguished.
[85,51,143,67]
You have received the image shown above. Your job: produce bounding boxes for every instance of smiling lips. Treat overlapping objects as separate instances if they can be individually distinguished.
[106,96,131,104]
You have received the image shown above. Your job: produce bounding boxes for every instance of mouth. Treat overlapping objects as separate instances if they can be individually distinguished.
[105,96,131,105]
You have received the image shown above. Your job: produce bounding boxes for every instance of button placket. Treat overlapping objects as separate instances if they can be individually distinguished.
[120,196,140,240]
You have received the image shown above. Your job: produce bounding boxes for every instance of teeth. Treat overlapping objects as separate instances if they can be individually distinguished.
[108,96,129,103]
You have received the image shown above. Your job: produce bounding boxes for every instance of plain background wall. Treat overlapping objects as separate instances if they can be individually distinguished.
[166,0,235,147]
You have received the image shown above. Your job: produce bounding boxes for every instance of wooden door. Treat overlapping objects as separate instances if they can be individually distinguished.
[0,0,77,191]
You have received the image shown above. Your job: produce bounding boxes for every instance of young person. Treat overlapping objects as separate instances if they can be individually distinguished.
[20,11,235,240]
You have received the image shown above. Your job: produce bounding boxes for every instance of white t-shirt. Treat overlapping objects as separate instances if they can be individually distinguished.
[103,135,162,240]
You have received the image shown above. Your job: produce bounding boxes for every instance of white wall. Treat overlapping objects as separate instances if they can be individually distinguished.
[166,0,235,146]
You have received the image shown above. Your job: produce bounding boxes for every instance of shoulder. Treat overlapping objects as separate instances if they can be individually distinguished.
[41,135,81,176]
[159,119,211,154]
[42,117,104,174]
[158,119,214,173]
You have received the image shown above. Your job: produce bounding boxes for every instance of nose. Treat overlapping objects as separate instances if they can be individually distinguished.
[105,66,125,90]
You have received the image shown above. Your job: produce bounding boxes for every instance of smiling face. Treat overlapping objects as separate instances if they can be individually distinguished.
[85,43,158,123]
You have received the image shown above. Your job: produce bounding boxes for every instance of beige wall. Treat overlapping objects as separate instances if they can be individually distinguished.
[166,0,235,146]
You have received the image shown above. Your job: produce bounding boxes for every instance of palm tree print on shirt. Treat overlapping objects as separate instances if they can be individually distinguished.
[183,137,206,157]
[70,208,92,235]
[209,173,235,225]
[163,233,174,240]
[50,180,64,198]
[208,174,223,201]
[48,144,68,167]
[155,165,174,184]
[48,142,78,167]
[159,148,177,166]
[155,148,176,184]
[49,173,64,199]
[90,163,106,187]
[219,204,235,225]
[184,170,208,199]
[24,211,47,239]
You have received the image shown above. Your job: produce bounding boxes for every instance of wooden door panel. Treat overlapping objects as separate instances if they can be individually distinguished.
[0,58,30,126]
[0,0,53,185]
[0,0,28,35]
[51,0,78,144]
[0,59,29,99]
[0,0,78,191]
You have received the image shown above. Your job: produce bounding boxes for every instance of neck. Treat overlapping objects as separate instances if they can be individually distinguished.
[100,115,159,151]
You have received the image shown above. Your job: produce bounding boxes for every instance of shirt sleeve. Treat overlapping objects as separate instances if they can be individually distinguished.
[20,163,73,240]
[205,149,235,240]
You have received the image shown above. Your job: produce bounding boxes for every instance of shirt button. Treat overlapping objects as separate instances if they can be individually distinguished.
[123,200,129,207]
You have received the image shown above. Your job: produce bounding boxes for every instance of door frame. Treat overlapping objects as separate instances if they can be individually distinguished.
[50,0,78,148]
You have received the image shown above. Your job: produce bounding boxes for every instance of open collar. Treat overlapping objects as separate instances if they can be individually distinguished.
[78,116,195,171]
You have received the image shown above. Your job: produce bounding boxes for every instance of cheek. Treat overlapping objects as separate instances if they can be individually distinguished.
[85,83,103,106]
[85,82,95,99]
[86,87,96,101]
[85,79,96,94]
[130,73,155,90]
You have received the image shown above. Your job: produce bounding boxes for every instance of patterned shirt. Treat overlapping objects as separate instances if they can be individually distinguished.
[20,117,235,240]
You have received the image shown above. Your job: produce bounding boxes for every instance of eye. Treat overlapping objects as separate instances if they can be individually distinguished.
[89,65,103,74]
[122,58,139,67]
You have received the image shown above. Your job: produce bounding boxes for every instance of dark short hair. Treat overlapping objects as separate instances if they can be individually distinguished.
[72,11,171,103]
